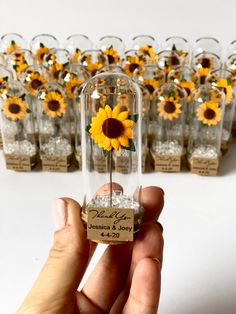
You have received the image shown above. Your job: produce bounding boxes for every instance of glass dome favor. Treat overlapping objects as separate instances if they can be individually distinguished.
[80,72,143,244]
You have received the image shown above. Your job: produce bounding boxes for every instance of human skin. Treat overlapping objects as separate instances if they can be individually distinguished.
[17,186,164,314]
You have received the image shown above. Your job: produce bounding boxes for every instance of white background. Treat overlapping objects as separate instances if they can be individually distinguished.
[1,0,236,313]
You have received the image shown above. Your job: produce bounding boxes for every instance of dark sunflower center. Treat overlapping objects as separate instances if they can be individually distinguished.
[129,63,139,73]
[31,79,43,90]
[164,101,176,114]
[8,103,21,114]
[184,87,191,96]
[201,58,210,68]
[48,100,60,111]
[102,118,124,138]
[145,84,155,94]
[170,56,179,66]
[108,54,115,64]
[200,76,206,84]
[204,108,216,120]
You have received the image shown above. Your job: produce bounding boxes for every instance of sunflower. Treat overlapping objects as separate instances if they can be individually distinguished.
[103,47,120,64]
[215,79,233,105]
[124,55,145,76]
[157,96,182,120]
[43,91,67,118]
[142,78,160,95]
[198,56,214,69]
[26,72,46,95]
[89,105,135,152]
[139,45,156,61]
[0,76,8,88]
[87,63,104,76]
[72,48,81,63]
[15,63,28,78]
[12,51,25,65]
[197,68,211,84]
[6,41,21,54]
[65,77,83,99]
[36,46,50,64]
[179,81,195,101]
[50,63,63,80]
[2,96,29,120]
[197,101,222,126]
[167,52,180,67]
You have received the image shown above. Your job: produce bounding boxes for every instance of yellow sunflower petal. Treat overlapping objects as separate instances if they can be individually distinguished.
[124,128,134,138]
[118,135,130,147]
[97,107,107,121]
[94,133,106,143]
[117,110,129,121]
[105,105,112,118]
[112,105,121,118]
[111,138,121,151]
[123,119,134,128]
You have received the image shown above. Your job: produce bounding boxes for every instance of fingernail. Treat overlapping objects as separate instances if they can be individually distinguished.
[52,199,67,231]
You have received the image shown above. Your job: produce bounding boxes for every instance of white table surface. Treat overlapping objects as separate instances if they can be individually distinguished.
[0,139,236,314]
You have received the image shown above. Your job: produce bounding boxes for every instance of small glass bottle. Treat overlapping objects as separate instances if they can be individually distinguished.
[193,37,222,58]
[163,36,190,64]
[225,54,236,136]
[206,69,235,152]
[64,34,93,64]
[131,35,158,64]
[79,49,108,76]
[0,33,27,55]
[30,34,59,65]
[151,82,186,172]
[167,65,196,145]
[97,36,125,65]
[19,64,51,140]
[132,64,165,148]
[0,80,37,171]
[59,64,90,146]
[188,85,225,176]
[37,83,73,171]
[80,72,143,244]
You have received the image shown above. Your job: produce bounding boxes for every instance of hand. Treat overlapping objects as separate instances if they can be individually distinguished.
[17,186,164,314]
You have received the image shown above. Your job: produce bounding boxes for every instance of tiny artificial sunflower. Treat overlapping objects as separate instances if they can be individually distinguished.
[50,63,63,80]
[87,63,104,76]
[2,96,29,120]
[26,72,46,95]
[43,91,67,118]
[198,56,214,69]
[179,81,195,101]
[215,79,233,105]
[6,41,21,55]
[197,101,222,126]
[142,78,160,95]
[72,48,81,63]
[103,47,120,64]
[15,63,29,78]
[197,68,211,84]
[36,45,50,64]
[139,45,156,61]
[124,55,145,76]
[157,96,182,120]
[88,104,136,152]
[65,77,83,99]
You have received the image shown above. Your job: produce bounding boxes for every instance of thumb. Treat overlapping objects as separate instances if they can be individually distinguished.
[18,198,90,313]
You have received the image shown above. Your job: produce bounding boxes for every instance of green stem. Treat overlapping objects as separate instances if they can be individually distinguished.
[109,150,112,207]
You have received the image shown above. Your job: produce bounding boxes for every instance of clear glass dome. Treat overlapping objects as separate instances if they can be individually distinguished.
[80,72,143,243]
